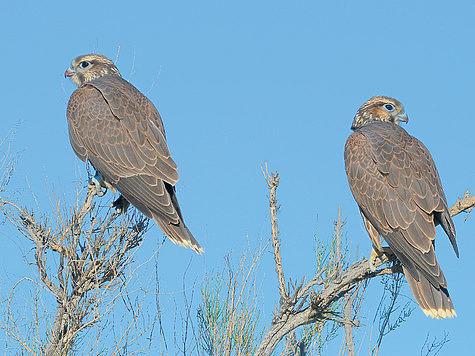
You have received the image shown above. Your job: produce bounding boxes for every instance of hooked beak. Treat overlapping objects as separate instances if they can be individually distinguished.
[64,67,75,78]
[397,111,408,124]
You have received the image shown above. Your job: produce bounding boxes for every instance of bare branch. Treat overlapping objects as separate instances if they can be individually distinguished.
[262,162,288,301]
[334,205,345,276]
[449,191,474,219]
[1,182,154,354]
[341,282,362,356]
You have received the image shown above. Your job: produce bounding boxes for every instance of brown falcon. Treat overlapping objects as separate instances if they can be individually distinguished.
[65,53,202,253]
[344,96,458,318]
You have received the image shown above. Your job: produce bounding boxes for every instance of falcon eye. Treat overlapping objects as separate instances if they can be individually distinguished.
[79,61,91,69]
[384,103,395,112]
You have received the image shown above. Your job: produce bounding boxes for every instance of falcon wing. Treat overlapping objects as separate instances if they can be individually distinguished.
[67,80,202,253]
[89,75,178,183]
[344,121,457,318]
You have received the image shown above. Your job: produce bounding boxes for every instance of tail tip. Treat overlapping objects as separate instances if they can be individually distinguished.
[191,244,204,254]
[422,307,457,319]
[171,237,204,254]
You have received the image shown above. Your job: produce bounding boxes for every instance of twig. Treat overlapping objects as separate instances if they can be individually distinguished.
[334,206,345,276]
[449,191,475,220]
[371,273,406,356]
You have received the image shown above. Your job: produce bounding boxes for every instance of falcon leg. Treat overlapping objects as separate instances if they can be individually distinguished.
[369,246,395,271]
[88,171,107,197]
[111,194,130,214]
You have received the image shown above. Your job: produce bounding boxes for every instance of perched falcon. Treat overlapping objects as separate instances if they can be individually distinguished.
[65,54,202,253]
[344,96,458,319]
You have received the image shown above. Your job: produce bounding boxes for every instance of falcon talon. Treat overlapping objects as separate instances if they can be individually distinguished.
[88,177,106,197]
[369,248,382,272]
[371,246,395,269]
[87,171,108,197]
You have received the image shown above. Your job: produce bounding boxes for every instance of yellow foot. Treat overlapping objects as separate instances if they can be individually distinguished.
[369,247,394,271]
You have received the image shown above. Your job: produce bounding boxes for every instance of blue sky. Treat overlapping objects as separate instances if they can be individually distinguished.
[1,1,473,354]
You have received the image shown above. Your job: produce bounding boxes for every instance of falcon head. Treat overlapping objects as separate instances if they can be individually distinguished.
[351,96,408,130]
[65,54,121,87]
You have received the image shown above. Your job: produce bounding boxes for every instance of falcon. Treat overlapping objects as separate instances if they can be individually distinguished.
[344,96,458,318]
[65,54,202,253]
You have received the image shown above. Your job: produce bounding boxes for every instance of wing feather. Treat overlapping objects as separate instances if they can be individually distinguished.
[87,75,179,184]
[66,76,201,252]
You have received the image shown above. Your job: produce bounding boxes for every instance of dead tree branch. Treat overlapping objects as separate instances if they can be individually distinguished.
[341,281,362,356]
[255,167,473,356]
[262,162,288,301]
[0,185,150,355]
[334,206,345,277]
[449,190,474,220]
